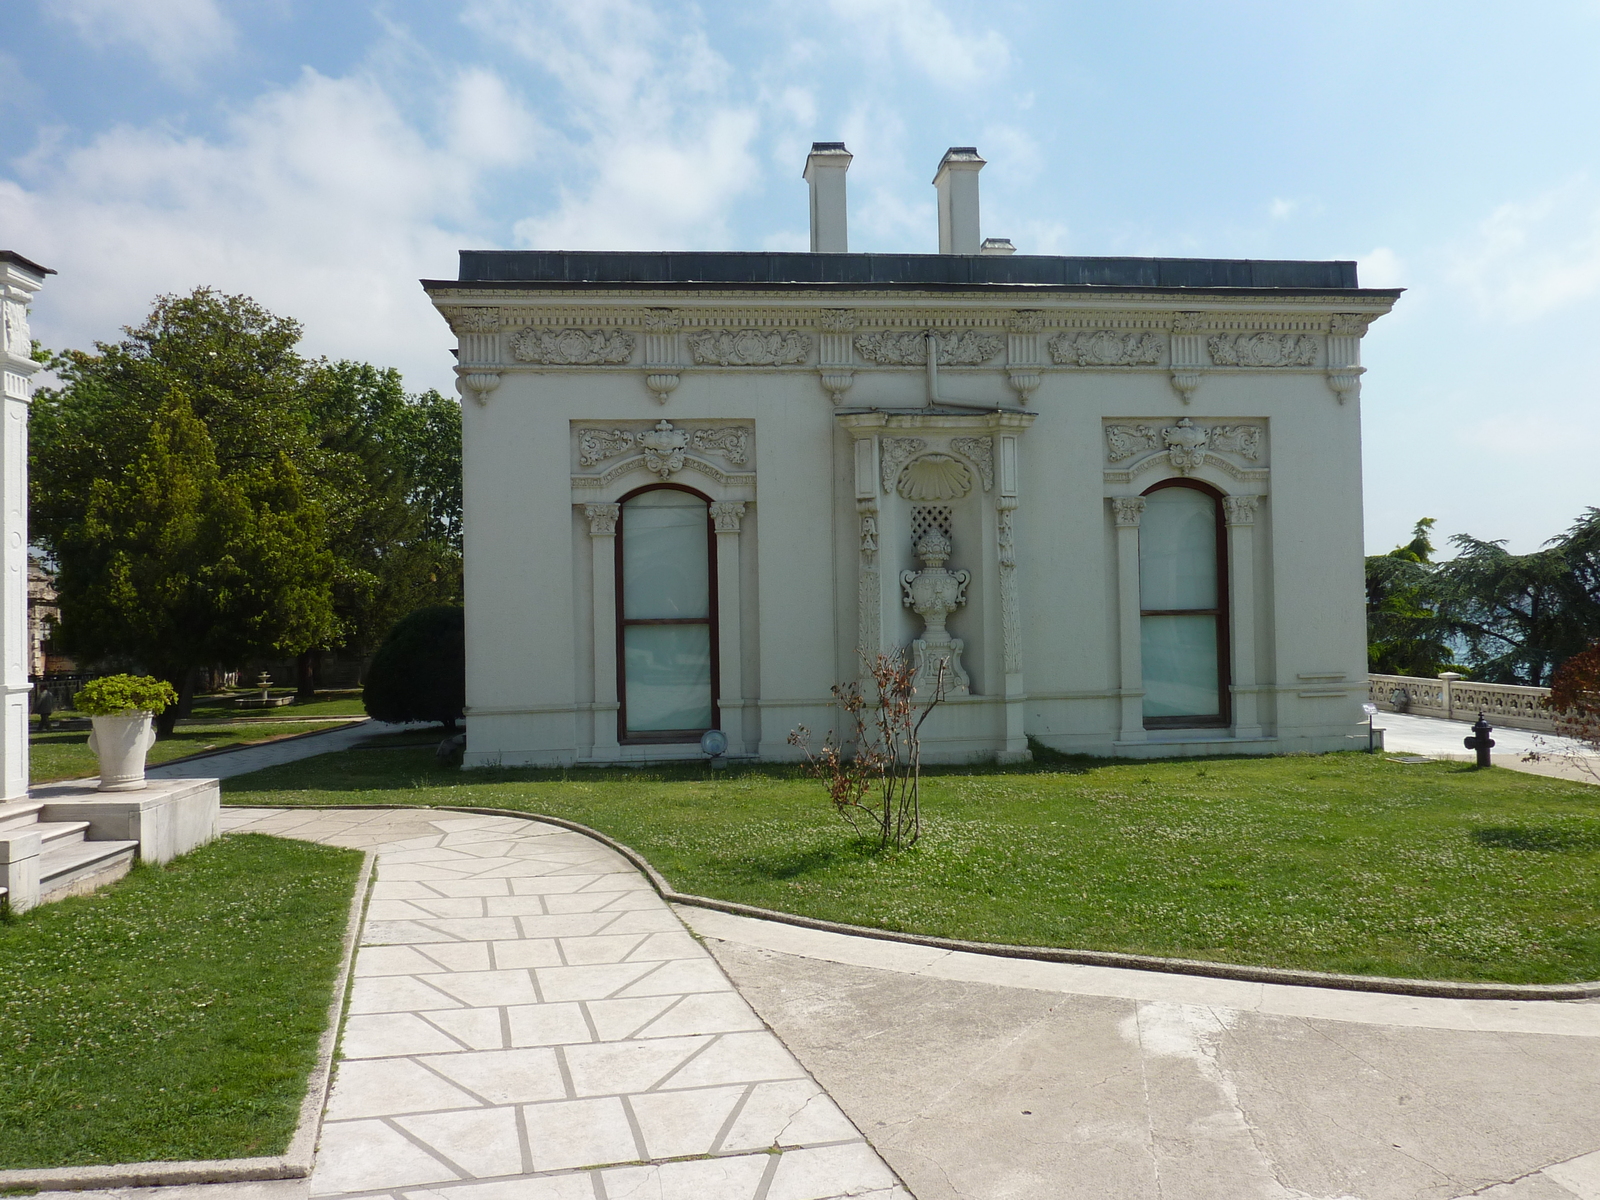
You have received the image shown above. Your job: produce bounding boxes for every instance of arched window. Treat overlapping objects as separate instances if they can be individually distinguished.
[617,486,718,742]
[1139,482,1229,727]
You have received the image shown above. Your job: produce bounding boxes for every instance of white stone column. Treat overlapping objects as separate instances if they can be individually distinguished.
[1112,496,1146,744]
[818,309,855,404]
[584,504,621,756]
[1,253,50,802]
[1005,311,1041,403]
[1170,311,1206,404]
[996,430,1027,761]
[643,308,680,404]
[709,502,746,750]
[1327,313,1371,404]
[1224,495,1263,740]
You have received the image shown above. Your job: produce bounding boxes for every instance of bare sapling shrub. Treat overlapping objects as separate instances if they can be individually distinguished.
[788,651,946,851]
[1527,642,1600,784]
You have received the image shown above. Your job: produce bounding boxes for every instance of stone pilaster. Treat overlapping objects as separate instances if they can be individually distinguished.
[1327,313,1371,404]
[1111,495,1147,743]
[709,502,746,749]
[1,253,49,801]
[818,309,855,404]
[584,504,621,755]
[643,309,680,404]
[1170,311,1206,404]
[1224,495,1263,739]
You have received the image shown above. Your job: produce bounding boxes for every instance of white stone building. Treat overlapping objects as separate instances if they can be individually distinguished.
[425,145,1398,768]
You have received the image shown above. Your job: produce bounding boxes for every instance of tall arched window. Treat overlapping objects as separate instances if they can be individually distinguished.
[1139,482,1229,727]
[617,486,718,742]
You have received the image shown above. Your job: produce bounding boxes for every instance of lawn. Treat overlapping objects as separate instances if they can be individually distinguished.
[220,747,1600,985]
[186,689,368,719]
[30,722,353,784]
[0,833,363,1169]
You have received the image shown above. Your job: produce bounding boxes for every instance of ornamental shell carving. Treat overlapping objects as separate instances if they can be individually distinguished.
[1207,332,1318,368]
[1049,330,1163,367]
[854,329,1003,366]
[509,327,635,365]
[686,328,810,366]
[897,454,974,501]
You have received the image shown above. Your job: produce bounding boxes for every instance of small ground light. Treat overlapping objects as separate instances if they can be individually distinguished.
[1363,702,1380,751]
[700,728,728,770]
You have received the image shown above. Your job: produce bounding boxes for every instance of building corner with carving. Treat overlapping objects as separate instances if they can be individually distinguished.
[423,144,1398,768]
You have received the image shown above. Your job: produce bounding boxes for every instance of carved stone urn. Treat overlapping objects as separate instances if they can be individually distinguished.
[900,529,971,696]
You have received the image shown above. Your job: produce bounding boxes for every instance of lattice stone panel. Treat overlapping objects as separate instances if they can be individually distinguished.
[910,505,952,546]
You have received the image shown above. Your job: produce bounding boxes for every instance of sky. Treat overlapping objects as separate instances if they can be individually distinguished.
[2,0,1597,556]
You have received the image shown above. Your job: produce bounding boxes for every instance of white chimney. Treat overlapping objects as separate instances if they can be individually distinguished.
[803,142,852,253]
[980,237,1016,256]
[933,146,985,254]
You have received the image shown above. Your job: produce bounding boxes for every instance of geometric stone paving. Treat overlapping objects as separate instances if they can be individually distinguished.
[222,807,908,1200]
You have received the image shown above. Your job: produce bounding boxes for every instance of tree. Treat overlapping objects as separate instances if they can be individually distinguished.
[31,289,341,729]
[1433,509,1600,685]
[1365,518,1459,676]
[300,361,462,694]
[362,606,465,729]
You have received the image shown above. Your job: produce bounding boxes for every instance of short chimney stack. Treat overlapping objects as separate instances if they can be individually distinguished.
[933,146,985,254]
[803,142,852,253]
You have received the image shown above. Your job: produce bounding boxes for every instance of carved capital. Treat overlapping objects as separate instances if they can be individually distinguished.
[643,308,681,332]
[644,373,680,404]
[1329,313,1374,337]
[1172,311,1207,334]
[584,503,621,536]
[457,371,501,405]
[820,309,858,333]
[1009,310,1043,334]
[709,501,746,534]
[1223,496,1260,526]
[1111,496,1146,528]
[441,306,501,336]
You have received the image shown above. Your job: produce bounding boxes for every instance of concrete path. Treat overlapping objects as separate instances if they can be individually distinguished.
[144,719,429,782]
[208,806,906,1200]
[1379,712,1598,784]
[684,907,1600,1200]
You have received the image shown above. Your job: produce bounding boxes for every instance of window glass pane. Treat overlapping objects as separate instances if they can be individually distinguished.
[1139,488,1217,611]
[1141,614,1220,718]
[624,623,712,731]
[622,490,709,619]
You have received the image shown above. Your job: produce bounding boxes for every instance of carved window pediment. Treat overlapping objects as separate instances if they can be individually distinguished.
[571,419,755,489]
[1103,417,1267,483]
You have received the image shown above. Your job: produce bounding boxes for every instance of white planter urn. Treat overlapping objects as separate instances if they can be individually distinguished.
[88,711,157,791]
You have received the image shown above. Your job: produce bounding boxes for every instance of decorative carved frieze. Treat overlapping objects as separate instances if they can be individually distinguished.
[440,306,501,335]
[1111,496,1146,527]
[510,327,634,365]
[1049,330,1163,367]
[854,329,1003,366]
[577,428,636,468]
[1207,332,1318,368]
[1223,496,1260,526]
[949,436,994,491]
[821,309,858,333]
[1009,310,1043,334]
[583,503,620,536]
[897,454,974,501]
[1329,313,1374,337]
[686,328,810,366]
[879,437,927,494]
[709,501,746,533]
[571,419,754,485]
[642,309,681,331]
[1104,418,1263,476]
[690,427,750,466]
[1172,311,1207,334]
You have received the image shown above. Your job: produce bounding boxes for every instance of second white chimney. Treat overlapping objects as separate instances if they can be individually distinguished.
[804,142,852,253]
[933,146,985,254]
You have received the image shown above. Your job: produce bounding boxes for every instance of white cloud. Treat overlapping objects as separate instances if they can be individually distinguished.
[826,0,1011,86]
[1358,246,1405,288]
[467,0,763,250]
[1268,197,1297,220]
[0,66,532,392]
[1449,179,1600,321]
[52,0,235,82]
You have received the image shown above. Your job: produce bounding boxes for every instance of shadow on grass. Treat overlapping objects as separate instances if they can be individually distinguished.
[1471,825,1600,853]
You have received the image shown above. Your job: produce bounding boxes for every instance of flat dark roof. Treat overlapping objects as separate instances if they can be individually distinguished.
[0,250,55,277]
[435,250,1395,295]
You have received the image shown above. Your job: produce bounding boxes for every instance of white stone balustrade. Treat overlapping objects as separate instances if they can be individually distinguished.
[1367,673,1555,732]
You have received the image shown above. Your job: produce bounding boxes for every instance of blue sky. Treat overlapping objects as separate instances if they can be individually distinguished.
[3,0,1597,554]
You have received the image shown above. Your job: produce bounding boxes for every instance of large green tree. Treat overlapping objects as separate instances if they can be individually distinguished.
[31,288,462,724]
[1365,518,1460,676]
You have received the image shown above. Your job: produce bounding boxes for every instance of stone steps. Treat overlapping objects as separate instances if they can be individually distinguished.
[40,836,138,901]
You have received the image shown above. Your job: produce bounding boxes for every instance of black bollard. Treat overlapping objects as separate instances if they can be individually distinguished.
[1463,711,1495,768]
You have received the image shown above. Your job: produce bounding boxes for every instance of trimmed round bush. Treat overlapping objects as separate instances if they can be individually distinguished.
[363,606,465,729]
[74,674,179,716]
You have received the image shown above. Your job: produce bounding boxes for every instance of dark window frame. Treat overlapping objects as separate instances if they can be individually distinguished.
[1139,478,1231,730]
[615,483,721,744]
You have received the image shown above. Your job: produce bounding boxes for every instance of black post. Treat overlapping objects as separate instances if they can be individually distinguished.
[1463,711,1495,768]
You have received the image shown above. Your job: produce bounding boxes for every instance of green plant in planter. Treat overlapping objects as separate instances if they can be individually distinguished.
[73,675,179,717]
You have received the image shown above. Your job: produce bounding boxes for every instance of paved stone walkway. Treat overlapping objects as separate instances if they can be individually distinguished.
[1379,712,1598,785]
[222,806,907,1200]
[145,720,428,783]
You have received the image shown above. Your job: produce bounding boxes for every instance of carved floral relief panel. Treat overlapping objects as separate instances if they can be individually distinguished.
[510,327,635,365]
[686,328,810,366]
[854,329,1003,366]
[1102,417,1268,481]
[571,418,755,487]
